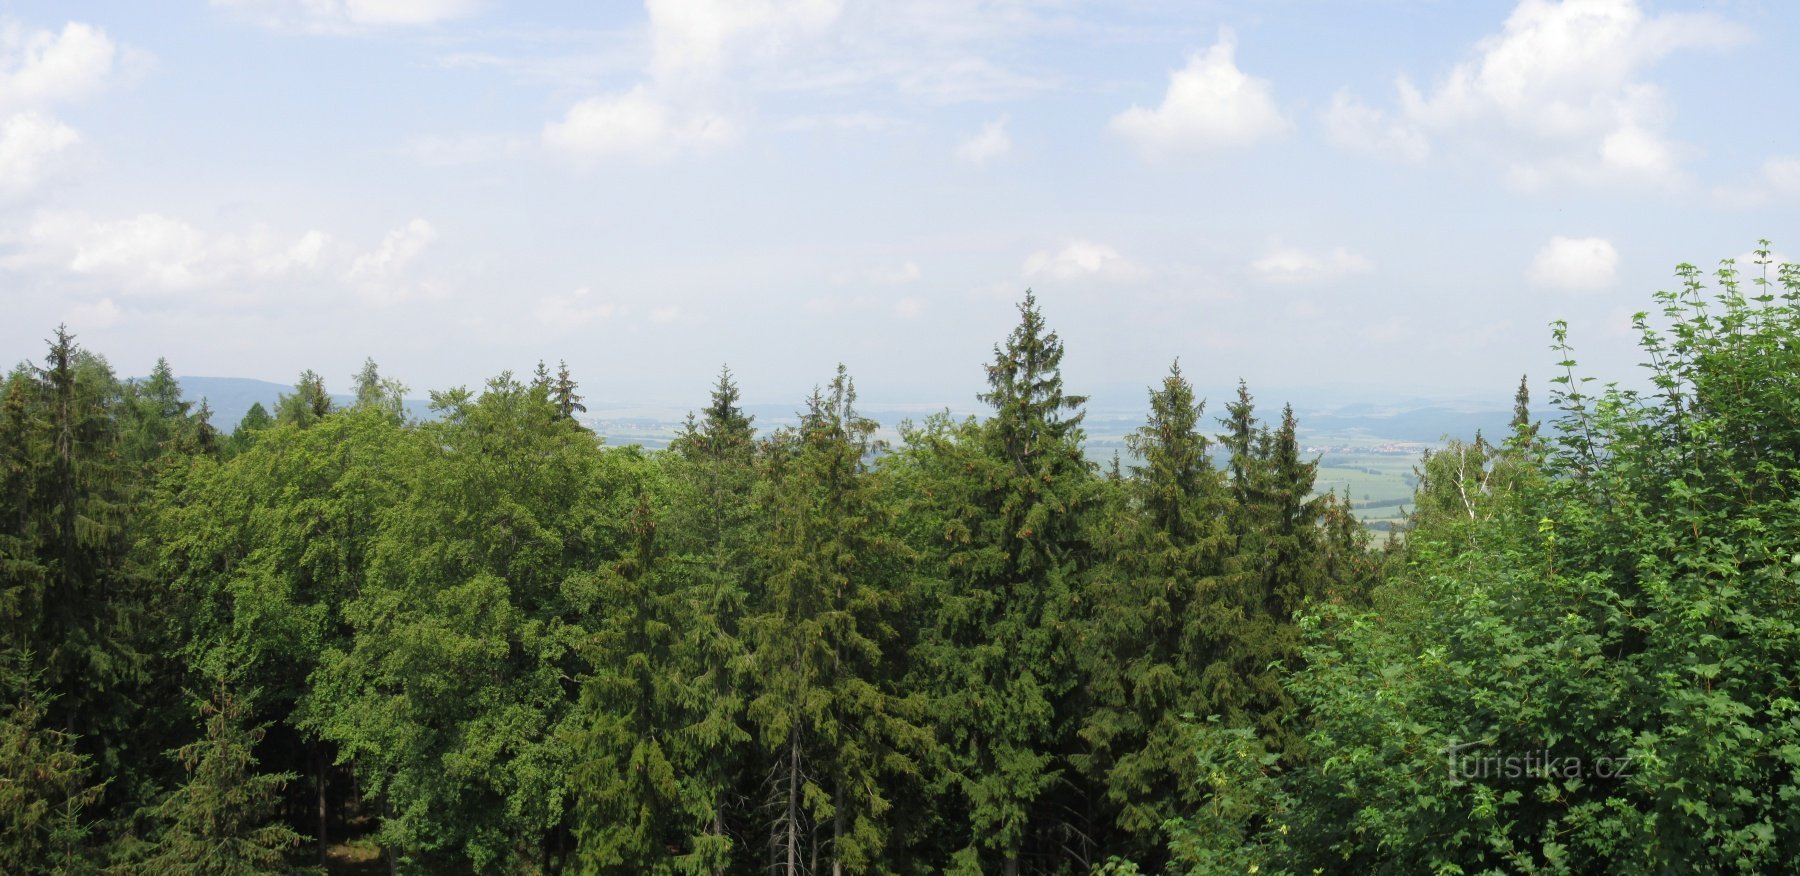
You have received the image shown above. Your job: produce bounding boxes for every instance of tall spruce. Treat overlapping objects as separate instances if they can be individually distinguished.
[913,292,1096,874]
[656,366,759,872]
[742,367,927,876]
[0,329,147,777]
[1077,362,1233,865]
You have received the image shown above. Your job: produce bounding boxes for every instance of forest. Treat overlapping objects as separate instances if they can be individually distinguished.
[4,247,1800,875]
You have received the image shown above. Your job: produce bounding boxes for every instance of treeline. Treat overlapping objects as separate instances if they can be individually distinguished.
[7,247,1800,874]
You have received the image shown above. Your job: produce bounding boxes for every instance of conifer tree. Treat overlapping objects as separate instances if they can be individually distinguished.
[139,680,303,875]
[0,329,146,770]
[274,370,332,427]
[1509,373,1538,448]
[571,490,704,874]
[742,367,927,876]
[121,358,193,467]
[0,655,106,875]
[1077,362,1233,864]
[911,292,1097,874]
[660,366,759,870]
[552,360,587,421]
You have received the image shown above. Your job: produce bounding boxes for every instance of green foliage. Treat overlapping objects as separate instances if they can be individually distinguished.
[274,370,332,428]
[1078,362,1235,863]
[135,680,305,875]
[0,655,106,875]
[306,372,631,870]
[742,366,930,875]
[1218,243,1800,874]
[900,292,1099,873]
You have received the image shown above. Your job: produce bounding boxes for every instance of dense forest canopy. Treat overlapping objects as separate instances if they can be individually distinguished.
[5,248,1800,874]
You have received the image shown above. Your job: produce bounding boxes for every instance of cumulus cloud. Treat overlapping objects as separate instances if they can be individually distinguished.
[210,0,477,33]
[1109,29,1288,158]
[956,115,1011,166]
[1327,0,1745,187]
[542,86,735,160]
[1321,90,1428,163]
[0,112,80,197]
[0,20,140,197]
[0,20,120,111]
[1022,240,1147,283]
[1529,236,1618,291]
[348,218,436,284]
[647,0,843,83]
[4,211,439,303]
[1249,245,1376,285]
[9,211,344,292]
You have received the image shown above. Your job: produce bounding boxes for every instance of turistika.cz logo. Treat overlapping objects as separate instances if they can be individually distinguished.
[1441,739,1634,784]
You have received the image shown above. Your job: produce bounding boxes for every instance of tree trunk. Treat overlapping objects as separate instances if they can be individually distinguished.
[831,782,843,876]
[785,733,801,876]
[314,742,329,867]
[711,803,726,876]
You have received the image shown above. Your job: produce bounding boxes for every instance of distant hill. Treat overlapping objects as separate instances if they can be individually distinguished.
[162,376,435,433]
[166,374,1546,446]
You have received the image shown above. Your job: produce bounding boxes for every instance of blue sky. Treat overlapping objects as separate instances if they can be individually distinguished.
[3,1,1798,411]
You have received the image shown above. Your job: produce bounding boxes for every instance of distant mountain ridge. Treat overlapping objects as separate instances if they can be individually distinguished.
[168,375,1535,446]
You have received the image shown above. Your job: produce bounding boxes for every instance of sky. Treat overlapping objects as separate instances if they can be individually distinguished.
[2,0,1798,412]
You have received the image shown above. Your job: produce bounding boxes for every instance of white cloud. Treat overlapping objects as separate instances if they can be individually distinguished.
[1109,29,1288,158]
[649,305,681,324]
[346,219,438,300]
[4,211,444,304]
[0,20,119,112]
[5,211,344,293]
[0,111,79,197]
[956,115,1011,166]
[543,86,735,160]
[210,0,477,33]
[1321,90,1428,163]
[894,296,925,319]
[647,0,843,83]
[1333,0,1744,188]
[1022,240,1147,283]
[1249,245,1375,285]
[0,20,140,199]
[1529,236,1618,291]
[535,287,616,328]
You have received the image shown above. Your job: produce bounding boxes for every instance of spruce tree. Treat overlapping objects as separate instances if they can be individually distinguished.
[0,329,146,771]
[742,367,927,876]
[552,361,587,421]
[912,292,1096,874]
[0,655,106,875]
[661,365,759,872]
[1077,361,1233,864]
[571,490,693,873]
[274,370,332,428]
[140,679,303,874]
